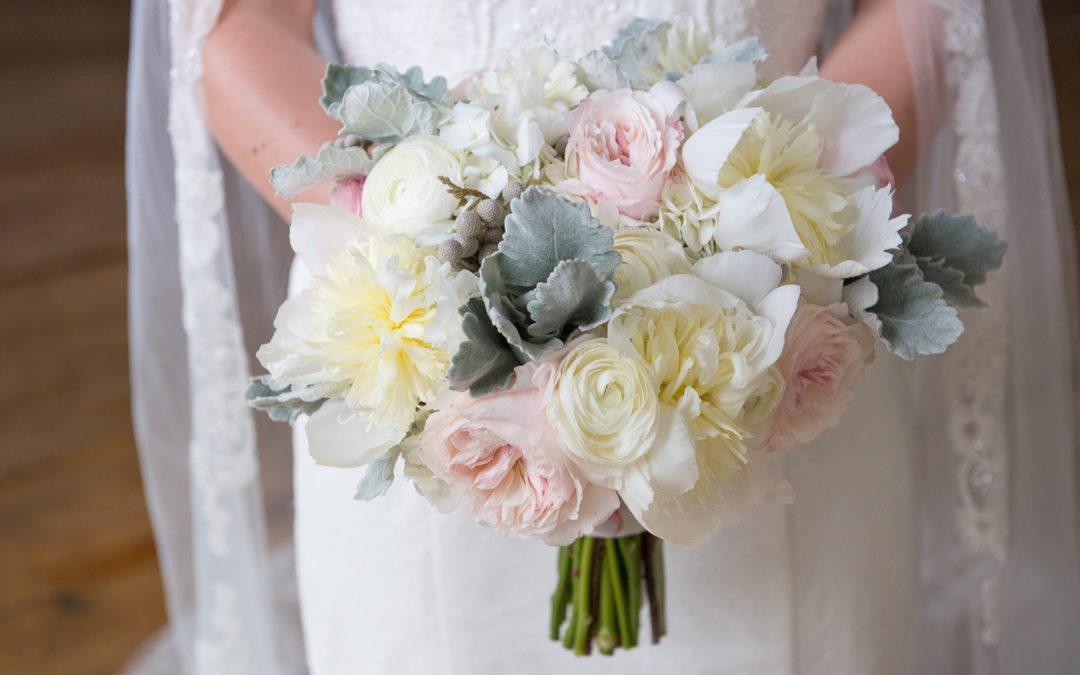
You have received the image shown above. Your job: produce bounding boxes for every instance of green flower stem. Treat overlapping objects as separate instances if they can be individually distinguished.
[550,544,573,640]
[643,533,667,644]
[596,545,617,655]
[572,536,596,655]
[562,540,582,650]
[617,535,642,647]
[585,538,605,654]
[605,538,631,649]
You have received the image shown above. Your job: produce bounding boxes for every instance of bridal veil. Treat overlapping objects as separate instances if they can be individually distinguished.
[124,0,1080,672]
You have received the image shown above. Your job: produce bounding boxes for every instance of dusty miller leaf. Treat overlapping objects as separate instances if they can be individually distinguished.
[447,298,521,396]
[338,80,439,143]
[270,145,376,200]
[577,50,632,90]
[916,256,984,308]
[321,64,375,119]
[354,447,400,501]
[321,63,449,120]
[499,187,621,290]
[867,258,964,360]
[906,211,1007,287]
[601,18,670,86]
[245,376,327,422]
[526,260,615,341]
[480,261,560,362]
[703,37,769,65]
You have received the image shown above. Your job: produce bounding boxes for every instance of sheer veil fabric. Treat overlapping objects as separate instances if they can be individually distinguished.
[124,0,1079,672]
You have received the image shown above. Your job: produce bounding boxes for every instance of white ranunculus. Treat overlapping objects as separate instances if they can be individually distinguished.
[361,135,463,238]
[547,340,698,513]
[611,227,691,302]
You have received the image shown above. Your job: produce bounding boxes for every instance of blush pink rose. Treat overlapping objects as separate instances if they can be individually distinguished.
[417,358,619,545]
[560,89,683,221]
[761,301,876,452]
[330,177,365,217]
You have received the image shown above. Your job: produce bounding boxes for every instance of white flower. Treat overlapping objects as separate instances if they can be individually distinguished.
[465,46,589,171]
[669,78,908,278]
[611,227,691,302]
[258,205,477,466]
[547,340,698,514]
[361,135,463,239]
[606,250,800,546]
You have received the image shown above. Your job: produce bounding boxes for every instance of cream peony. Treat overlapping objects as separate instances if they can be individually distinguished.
[360,135,463,238]
[258,205,477,467]
[606,250,800,546]
[611,228,691,302]
[559,88,683,220]
[418,357,619,545]
[762,301,876,452]
[547,340,698,513]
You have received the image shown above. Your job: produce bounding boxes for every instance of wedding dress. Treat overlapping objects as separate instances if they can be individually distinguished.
[124,0,1080,673]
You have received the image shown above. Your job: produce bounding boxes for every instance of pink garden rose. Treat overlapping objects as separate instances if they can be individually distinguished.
[417,358,619,545]
[560,88,682,221]
[330,177,365,217]
[762,301,876,452]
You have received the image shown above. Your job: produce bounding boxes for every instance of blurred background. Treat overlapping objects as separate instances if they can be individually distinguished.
[1,2,1077,673]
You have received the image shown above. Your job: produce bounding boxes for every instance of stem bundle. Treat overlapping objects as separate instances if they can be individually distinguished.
[549,533,666,656]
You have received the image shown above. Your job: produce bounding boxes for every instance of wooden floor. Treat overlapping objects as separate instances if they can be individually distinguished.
[1,3,1078,674]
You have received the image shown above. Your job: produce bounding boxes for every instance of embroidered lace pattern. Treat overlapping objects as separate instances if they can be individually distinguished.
[938,0,1010,647]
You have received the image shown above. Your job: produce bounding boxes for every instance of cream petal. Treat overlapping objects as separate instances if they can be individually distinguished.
[681,107,763,197]
[641,405,699,503]
[753,285,802,368]
[677,61,757,127]
[741,76,898,176]
[304,399,405,468]
[703,176,811,264]
[813,185,908,278]
[691,249,784,307]
[290,203,374,274]
[543,482,620,545]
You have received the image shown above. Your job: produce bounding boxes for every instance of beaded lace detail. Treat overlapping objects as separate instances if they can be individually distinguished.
[938,0,1010,647]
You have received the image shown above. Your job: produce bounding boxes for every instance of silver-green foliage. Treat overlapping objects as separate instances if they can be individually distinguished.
[269,144,376,200]
[245,376,327,422]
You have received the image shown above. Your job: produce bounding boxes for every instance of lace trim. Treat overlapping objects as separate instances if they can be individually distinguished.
[167,1,273,671]
[939,0,1010,647]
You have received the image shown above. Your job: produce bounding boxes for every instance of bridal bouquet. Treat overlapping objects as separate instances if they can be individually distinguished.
[248,18,1005,655]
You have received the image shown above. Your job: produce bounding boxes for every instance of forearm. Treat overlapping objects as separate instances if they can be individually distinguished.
[820,0,917,186]
[203,0,339,218]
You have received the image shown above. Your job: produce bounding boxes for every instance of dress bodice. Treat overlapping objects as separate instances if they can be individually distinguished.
[330,0,829,83]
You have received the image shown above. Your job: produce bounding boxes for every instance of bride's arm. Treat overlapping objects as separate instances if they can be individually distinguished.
[203,0,340,218]
[820,0,918,186]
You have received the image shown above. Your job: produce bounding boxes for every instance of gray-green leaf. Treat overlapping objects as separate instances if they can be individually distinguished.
[867,259,965,360]
[270,144,375,200]
[245,376,327,422]
[447,298,521,396]
[601,18,671,86]
[321,64,375,119]
[704,37,769,65]
[527,260,615,341]
[916,256,984,308]
[499,186,621,290]
[906,211,1007,287]
[354,447,400,501]
[338,80,439,143]
[578,50,632,90]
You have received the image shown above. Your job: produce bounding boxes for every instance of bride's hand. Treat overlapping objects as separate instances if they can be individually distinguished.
[203,0,340,219]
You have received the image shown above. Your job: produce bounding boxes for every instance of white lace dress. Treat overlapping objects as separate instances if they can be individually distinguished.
[293,2,919,673]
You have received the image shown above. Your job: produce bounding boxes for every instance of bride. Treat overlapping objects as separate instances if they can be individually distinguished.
[125,0,1080,673]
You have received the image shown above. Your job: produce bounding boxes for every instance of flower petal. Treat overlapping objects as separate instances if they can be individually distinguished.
[681,107,763,197]
[811,185,908,278]
[290,203,374,275]
[704,175,811,263]
[691,249,784,307]
[304,399,405,468]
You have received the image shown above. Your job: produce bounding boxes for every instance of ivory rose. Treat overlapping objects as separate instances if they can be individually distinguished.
[762,301,876,452]
[560,88,683,220]
[418,357,619,545]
